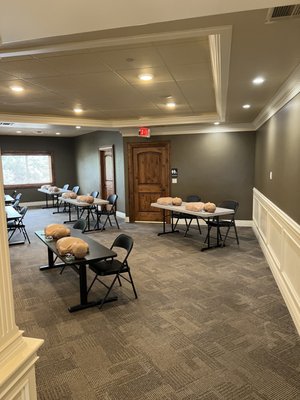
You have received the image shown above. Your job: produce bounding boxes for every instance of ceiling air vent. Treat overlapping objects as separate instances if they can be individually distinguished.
[0,122,14,126]
[266,4,300,22]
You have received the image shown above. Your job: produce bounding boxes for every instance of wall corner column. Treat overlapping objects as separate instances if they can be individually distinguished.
[0,157,43,399]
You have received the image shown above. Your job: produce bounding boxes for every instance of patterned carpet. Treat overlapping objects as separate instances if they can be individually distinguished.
[9,208,300,400]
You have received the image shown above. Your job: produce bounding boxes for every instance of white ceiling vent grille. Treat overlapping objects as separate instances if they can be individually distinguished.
[0,122,14,126]
[266,4,300,22]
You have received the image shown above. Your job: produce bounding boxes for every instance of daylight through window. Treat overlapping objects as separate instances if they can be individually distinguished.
[2,153,53,187]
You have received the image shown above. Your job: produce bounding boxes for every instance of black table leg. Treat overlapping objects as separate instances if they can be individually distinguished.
[158,209,179,236]
[63,203,78,224]
[39,248,65,270]
[68,263,117,312]
[201,216,223,251]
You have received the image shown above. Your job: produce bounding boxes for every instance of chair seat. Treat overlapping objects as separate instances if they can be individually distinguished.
[7,221,17,228]
[89,259,128,275]
[207,219,233,227]
[173,211,196,220]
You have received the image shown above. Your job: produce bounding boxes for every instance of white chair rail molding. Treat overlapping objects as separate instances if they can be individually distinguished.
[253,188,300,335]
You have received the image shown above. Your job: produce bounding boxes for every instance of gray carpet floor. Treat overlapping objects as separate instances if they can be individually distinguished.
[9,208,300,400]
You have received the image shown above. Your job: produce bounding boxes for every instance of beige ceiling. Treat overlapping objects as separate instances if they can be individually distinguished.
[0,2,299,137]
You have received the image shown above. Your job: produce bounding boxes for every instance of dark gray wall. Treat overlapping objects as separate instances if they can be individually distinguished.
[255,93,300,224]
[74,130,125,213]
[0,136,76,202]
[124,131,255,219]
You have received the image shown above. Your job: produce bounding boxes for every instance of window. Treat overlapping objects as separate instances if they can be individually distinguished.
[2,152,54,187]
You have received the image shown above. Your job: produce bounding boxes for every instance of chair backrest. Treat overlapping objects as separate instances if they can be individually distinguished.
[90,191,99,198]
[107,194,118,206]
[111,234,133,265]
[73,219,87,232]
[186,194,201,202]
[14,193,22,201]
[62,184,69,190]
[218,200,239,222]
[72,186,80,194]
[18,207,28,222]
[218,200,239,213]
[13,199,20,210]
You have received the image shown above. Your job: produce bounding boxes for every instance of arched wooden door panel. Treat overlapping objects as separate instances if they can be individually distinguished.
[128,142,170,222]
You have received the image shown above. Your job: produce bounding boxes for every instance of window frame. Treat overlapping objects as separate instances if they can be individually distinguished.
[2,151,55,189]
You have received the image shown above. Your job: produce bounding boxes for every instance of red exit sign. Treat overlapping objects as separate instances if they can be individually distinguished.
[139,127,151,138]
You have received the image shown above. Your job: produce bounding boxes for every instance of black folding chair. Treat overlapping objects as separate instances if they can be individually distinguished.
[60,185,80,212]
[94,194,120,231]
[79,190,99,219]
[12,193,22,210]
[172,195,202,237]
[205,200,239,247]
[87,234,137,309]
[59,219,88,275]
[7,206,30,243]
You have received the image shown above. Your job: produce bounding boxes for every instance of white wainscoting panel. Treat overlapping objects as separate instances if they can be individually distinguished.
[253,188,300,334]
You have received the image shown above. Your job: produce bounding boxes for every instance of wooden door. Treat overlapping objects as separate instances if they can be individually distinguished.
[128,142,170,222]
[99,146,115,199]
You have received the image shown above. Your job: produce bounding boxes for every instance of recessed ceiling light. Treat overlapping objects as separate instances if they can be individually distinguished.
[56,132,61,135]
[10,86,24,92]
[73,107,83,113]
[252,76,265,85]
[76,126,81,129]
[242,104,251,109]
[16,130,22,133]
[214,122,220,125]
[138,73,153,81]
[166,102,176,108]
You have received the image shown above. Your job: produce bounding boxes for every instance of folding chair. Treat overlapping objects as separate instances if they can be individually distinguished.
[205,200,239,247]
[94,194,119,231]
[172,194,202,236]
[59,218,88,275]
[87,234,137,309]
[7,206,30,243]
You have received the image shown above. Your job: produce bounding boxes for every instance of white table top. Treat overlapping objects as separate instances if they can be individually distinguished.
[58,196,109,207]
[5,205,21,220]
[151,202,234,218]
[38,187,71,195]
[5,194,14,203]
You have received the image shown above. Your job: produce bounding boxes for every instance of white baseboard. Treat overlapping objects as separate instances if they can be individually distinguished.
[21,201,45,207]
[116,211,126,219]
[253,188,300,335]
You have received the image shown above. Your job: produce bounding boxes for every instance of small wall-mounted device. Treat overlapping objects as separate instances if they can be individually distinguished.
[171,168,178,183]
[171,168,178,178]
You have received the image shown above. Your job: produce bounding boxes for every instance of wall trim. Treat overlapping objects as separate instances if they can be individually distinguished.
[253,188,300,335]
[253,63,300,130]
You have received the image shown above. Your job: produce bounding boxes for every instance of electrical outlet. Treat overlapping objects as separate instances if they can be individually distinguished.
[269,171,273,180]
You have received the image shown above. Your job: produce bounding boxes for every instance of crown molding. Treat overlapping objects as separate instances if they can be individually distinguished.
[120,122,255,136]
[253,63,300,130]
[0,25,232,58]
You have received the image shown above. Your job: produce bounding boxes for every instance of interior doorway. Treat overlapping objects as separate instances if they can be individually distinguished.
[99,146,115,199]
[127,142,170,222]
